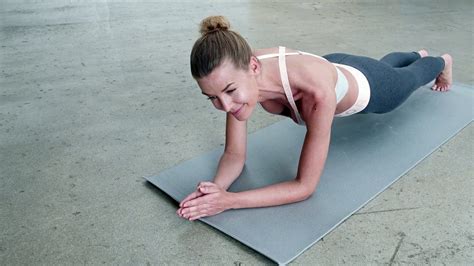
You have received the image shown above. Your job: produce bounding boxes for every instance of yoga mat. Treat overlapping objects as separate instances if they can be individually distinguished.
[145,84,473,265]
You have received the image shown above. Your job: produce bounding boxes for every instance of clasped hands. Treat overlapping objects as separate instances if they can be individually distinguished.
[177,181,234,221]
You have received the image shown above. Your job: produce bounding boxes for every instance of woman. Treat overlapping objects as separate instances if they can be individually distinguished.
[177,16,453,221]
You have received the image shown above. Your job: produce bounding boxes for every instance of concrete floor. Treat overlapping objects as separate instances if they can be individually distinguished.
[1,0,472,265]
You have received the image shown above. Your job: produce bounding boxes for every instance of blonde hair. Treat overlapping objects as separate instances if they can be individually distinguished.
[190,16,253,79]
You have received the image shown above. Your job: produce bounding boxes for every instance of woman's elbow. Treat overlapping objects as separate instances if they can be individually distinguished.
[298,184,317,201]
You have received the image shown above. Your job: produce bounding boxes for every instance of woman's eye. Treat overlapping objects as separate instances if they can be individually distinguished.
[227,89,236,94]
[207,96,217,100]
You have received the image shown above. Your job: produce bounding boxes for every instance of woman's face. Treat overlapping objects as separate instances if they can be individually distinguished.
[197,57,260,121]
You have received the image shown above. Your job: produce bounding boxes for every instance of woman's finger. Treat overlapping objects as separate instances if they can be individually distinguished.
[188,208,210,220]
[198,181,215,188]
[180,190,203,207]
[188,204,222,220]
[181,205,200,214]
[183,204,210,219]
[182,196,206,208]
[199,185,220,194]
[189,213,207,221]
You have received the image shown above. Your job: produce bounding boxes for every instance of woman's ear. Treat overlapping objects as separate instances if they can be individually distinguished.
[249,56,261,75]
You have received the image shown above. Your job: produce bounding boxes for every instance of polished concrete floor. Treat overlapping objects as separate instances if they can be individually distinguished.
[1,0,473,265]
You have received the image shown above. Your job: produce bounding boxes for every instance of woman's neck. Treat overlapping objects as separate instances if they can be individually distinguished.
[256,59,286,103]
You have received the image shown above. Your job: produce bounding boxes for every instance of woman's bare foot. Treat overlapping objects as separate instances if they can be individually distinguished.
[417,49,429,58]
[432,54,453,92]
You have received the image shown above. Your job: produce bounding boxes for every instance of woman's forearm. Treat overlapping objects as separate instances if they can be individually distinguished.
[213,152,246,190]
[230,180,310,209]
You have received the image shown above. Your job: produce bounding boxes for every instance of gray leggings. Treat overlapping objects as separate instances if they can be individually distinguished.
[323,52,445,113]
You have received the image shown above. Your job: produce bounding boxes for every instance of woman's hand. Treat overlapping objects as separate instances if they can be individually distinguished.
[177,181,234,221]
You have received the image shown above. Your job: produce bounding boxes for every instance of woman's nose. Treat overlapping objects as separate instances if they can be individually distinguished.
[219,97,232,112]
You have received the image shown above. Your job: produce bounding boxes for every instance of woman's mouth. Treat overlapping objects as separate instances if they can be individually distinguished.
[232,105,244,116]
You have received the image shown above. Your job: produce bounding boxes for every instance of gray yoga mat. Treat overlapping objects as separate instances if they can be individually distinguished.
[145,83,473,265]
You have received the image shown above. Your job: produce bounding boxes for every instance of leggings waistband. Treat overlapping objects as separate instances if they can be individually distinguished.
[333,63,371,117]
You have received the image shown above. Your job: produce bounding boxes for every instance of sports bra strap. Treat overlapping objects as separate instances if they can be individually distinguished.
[257,50,328,62]
[257,52,300,60]
[278,46,305,125]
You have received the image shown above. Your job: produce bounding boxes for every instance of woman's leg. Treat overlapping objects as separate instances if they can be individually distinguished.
[378,51,452,92]
[397,57,445,87]
[379,51,426,68]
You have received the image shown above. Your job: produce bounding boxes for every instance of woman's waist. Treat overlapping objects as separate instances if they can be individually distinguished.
[333,63,371,115]
[333,63,369,113]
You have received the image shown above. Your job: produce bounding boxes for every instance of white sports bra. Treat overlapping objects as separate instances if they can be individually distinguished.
[257,46,349,125]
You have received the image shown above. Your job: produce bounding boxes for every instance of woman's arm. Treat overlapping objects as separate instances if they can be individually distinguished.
[178,90,336,220]
[231,91,335,208]
[179,112,247,208]
[213,151,245,190]
[213,112,247,190]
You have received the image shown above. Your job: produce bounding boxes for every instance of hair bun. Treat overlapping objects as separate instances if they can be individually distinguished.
[199,16,230,36]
